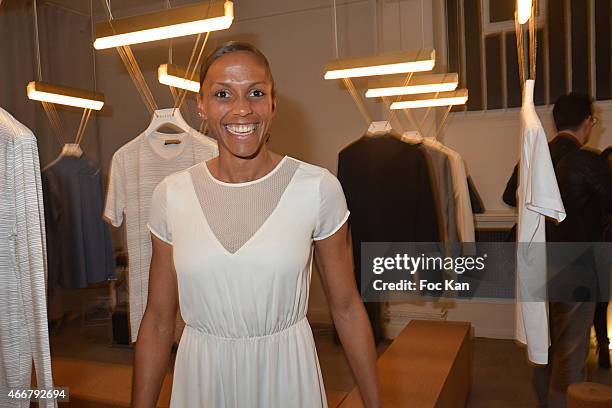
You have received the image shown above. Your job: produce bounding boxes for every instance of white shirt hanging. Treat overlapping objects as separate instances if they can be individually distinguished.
[437,141,475,243]
[104,126,217,342]
[402,132,475,243]
[0,108,56,408]
[515,80,566,364]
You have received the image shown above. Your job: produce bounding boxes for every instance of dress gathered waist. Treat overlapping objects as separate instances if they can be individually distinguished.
[184,316,309,342]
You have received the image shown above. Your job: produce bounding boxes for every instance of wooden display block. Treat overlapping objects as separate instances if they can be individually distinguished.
[51,358,172,407]
[339,320,472,408]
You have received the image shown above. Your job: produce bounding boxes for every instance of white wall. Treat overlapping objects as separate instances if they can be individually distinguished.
[442,102,612,212]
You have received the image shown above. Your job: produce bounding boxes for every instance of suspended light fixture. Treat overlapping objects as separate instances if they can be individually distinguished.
[158,64,200,93]
[366,73,459,98]
[390,89,468,109]
[517,0,533,24]
[324,49,435,80]
[94,0,234,50]
[27,81,105,110]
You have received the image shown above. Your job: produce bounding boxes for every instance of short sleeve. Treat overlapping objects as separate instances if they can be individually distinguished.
[104,153,126,227]
[526,127,566,222]
[313,169,350,241]
[147,179,173,245]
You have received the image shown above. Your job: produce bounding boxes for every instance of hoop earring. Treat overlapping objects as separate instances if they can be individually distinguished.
[265,133,272,144]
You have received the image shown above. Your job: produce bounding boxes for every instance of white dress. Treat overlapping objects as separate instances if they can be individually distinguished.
[148,156,350,408]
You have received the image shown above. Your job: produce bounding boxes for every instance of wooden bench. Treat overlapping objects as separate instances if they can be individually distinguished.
[338,320,472,408]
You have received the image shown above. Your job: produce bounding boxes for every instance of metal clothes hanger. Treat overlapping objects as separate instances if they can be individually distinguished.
[61,144,83,157]
[400,130,424,145]
[366,121,393,136]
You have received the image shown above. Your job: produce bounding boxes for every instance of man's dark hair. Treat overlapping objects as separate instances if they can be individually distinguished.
[552,92,593,131]
[602,147,612,160]
[199,41,275,98]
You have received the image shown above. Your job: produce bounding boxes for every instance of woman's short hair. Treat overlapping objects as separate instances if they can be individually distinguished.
[199,41,275,98]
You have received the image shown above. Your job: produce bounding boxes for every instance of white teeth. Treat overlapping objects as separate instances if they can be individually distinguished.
[225,123,258,136]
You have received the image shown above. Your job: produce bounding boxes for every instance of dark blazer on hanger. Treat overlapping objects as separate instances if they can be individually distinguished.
[337,133,441,344]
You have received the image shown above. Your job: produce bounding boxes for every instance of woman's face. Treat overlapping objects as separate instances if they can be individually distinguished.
[197,51,275,159]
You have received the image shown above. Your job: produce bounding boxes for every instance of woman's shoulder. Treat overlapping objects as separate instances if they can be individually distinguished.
[285,157,343,202]
[286,156,333,179]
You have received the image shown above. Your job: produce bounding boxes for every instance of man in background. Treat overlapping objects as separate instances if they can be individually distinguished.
[503,93,612,407]
[593,146,612,370]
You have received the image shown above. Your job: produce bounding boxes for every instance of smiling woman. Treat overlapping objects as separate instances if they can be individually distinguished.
[197,42,277,166]
[131,42,382,408]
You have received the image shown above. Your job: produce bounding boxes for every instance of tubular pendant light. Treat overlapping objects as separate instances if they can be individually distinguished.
[366,73,459,98]
[390,89,468,109]
[324,49,435,80]
[517,0,533,24]
[94,0,234,50]
[27,81,105,110]
[158,64,200,93]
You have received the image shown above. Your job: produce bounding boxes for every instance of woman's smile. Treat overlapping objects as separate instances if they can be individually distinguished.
[224,123,260,138]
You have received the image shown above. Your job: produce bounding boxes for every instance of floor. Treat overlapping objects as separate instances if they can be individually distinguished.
[468,337,612,407]
[48,318,612,407]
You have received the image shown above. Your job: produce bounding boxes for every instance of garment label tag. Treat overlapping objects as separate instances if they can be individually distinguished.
[164,139,182,145]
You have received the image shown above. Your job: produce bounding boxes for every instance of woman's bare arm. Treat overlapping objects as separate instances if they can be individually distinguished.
[314,223,381,408]
[131,235,178,407]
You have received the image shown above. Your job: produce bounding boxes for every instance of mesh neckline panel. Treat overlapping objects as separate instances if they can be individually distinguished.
[189,158,300,254]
